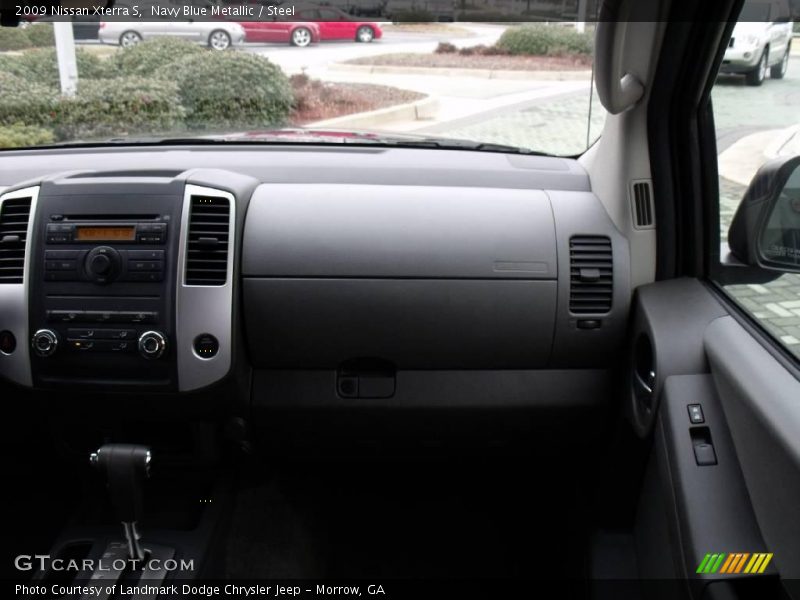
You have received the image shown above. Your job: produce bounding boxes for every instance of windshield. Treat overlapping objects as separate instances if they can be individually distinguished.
[0,16,604,155]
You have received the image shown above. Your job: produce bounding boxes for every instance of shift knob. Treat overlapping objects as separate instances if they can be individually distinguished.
[90,443,152,560]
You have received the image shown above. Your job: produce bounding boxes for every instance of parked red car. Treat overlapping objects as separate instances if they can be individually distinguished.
[238,19,321,46]
[293,5,383,42]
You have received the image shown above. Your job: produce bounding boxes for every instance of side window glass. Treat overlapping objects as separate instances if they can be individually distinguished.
[713,8,800,358]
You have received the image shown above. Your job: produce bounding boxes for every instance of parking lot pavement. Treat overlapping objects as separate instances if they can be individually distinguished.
[421,84,603,156]
[308,67,592,135]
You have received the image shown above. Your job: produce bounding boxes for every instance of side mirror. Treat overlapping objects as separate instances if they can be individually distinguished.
[728,155,800,273]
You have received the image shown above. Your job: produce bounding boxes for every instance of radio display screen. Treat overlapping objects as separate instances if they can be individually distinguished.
[76,226,136,242]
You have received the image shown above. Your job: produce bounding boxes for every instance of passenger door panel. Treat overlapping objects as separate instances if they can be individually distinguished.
[705,316,800,580]
[631,280,799,597]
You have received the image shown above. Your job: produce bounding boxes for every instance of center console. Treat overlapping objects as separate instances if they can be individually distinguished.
[0,169,254,393]
[29,180,182,389]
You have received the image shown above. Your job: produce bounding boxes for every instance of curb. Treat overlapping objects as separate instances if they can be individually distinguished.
[329,62,592,81]
[719,128,786,186]
[763,124,800,160]
[309,95,438,129]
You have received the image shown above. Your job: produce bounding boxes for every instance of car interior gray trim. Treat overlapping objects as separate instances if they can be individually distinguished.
[253,369,610,410]
[548,189,632,367]
[646,374,769,588]
[0,147,591,191]
[242,185,557,279]
[175,183,236,392]
[626,278,728,437]
[244,278,557,369]
[0,186,39,388]
[705,315,800,579]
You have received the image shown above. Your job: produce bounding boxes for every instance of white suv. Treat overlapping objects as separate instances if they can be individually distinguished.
[721,0,793,85]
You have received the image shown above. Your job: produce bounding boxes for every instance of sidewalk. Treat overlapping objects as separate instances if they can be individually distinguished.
[307,66,591,133]
[718,123,800,186]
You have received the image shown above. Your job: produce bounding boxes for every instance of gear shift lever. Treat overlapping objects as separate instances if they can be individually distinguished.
[90,443,152,561]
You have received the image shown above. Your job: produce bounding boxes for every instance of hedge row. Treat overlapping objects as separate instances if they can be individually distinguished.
[0,23,54,51]
[496,24,593,56]
[54,77,186,140]
[0,72,57,128]
[113,36,205,76]
[0,124,55,148]
[0,38,293,144]
[0,47,112,86]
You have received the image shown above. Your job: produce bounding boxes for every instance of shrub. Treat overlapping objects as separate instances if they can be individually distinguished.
[26,23,55,47]
[0,124,54,148]
[290,72,311,87]
[0,48,113,88]
[114,37,205,77]
[480,44,509,56]
[0,72,58,128]
[391,9,435,22]
[496,24,593,56]
[166,52,293,130]
[0,26,32,51]
[435,42,457,54]
[53,76,185,141]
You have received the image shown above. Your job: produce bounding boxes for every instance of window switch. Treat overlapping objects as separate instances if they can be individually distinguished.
[688,404,705,424]
[694,442,717,466]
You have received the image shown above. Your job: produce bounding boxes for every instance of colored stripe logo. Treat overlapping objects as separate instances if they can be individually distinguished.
[696,553,773,574]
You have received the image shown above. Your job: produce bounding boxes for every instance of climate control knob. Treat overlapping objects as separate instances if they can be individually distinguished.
[85,246,121,283]
[32,329,59,357]
[138,330,167,360]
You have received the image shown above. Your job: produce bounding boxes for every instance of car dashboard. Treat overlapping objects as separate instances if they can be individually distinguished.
[0,145,630,443]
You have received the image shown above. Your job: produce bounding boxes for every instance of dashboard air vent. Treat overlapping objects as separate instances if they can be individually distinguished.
[185,196,230,286]
[0,197,32,284]
[631,180,654,228]
[569,236,613,314]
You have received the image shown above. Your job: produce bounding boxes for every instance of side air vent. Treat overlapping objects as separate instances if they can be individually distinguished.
[631,180,654,229]
[185,196,230,286]
[569,235,613,314]
[0,197,32,284]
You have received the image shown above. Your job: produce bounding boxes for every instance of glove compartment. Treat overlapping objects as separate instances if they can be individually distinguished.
[241,184,558,369]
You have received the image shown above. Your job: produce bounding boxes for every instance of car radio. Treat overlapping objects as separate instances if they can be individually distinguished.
[27,184,184,389]
[43,220,167,284]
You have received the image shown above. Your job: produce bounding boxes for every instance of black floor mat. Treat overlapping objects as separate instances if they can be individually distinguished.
[225,457,591,580]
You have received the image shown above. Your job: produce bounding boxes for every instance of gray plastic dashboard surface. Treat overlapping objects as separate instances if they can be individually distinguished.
[0,147,628,375]
[0,146,591,191]
[242,185,556,279]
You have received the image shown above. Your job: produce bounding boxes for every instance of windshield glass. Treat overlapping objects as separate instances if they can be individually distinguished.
[0,15,604,155]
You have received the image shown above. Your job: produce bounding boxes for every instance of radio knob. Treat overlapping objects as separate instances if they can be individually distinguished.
[90,253,111,274]
[85,246,121,283]
[138,330,167,360]
[32,329,59,358]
